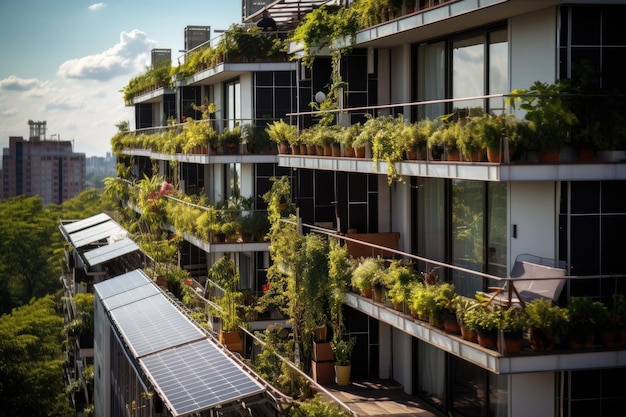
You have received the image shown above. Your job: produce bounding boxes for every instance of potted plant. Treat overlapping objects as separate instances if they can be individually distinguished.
[209,256,245,354]
[242,124,274,154]
[463,304,500,349]
[340,122,362,157]
[525,298,568,352]
[332,337,356,386]
[565,297,608,349]
[219,125,242,154]
[507,80,578,162]
[600,293,626,348]
[496,306,527,354]
[266,119,298,154]
[456,297,480,342]
[428,116,459,161]
[351,257,384,299]
[384,259,418,311]
[435,283,460,335]
[403,118,436,160]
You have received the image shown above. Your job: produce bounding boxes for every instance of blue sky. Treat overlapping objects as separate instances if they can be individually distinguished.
[0,1,241,157]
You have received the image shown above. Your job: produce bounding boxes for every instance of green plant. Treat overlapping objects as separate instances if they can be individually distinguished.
[351,257,384,292]
[497,306,527,332]
[455,297,480,327]
[332,337,356,366]
[289,5,361,67]
[525,298,568,333]
[463,304,500,333]
[428,117,458,152]
[219,125,242,148]
[242,124,273,153]
[403,118,436,154]
[607,293,626,325]
[266,119,298,145]
[566,297,609,334]
[507,80,578,154]
[328,238,354,340]
[208,256,243,332]
[384,260,418,305]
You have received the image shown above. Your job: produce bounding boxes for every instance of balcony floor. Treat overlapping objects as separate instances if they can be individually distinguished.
[327,379,441,417]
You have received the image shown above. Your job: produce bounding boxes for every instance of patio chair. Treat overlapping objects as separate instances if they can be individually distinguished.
[479,254,567,308]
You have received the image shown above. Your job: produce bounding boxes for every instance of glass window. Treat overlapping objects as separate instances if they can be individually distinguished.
[488,29,509,113]
[451,180,485,296]
[453,36,484,115]
[416,178,446,267]
[417,41,446,120]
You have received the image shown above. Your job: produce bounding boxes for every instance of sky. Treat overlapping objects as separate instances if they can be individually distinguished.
[0,1,242,157]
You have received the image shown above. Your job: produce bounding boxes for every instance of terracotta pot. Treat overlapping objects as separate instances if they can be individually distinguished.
[477,329,498,349]
[447,149,461,161]
[443,310,461,335]
[372,286,383,303]
[307,144,317,155]
[568,331,593,349]
[344,146,356,157]
[278,141,290,154]
[539,150,560,163]
[291,144,300,155]
[354,147,366,158]
[497,330,523,354]
[529,327,555,352]
[331,143,341,157]
[461,326,478,343]
[577,146,595,162]
[600,325,626,348]
[360,288,372,298]
[324,144,333,156]
[300,144,308,155]
[405,149,419,160]
[316,145,325,156]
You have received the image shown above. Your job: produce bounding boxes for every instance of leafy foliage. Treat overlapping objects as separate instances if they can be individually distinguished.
[0,295,73,416]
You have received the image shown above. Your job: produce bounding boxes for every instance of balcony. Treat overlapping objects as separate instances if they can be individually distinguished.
[344,291,626,375]
[279,152,626,182]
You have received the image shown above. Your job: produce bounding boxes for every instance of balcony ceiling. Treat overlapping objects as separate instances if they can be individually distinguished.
[346,0,564,49]
[244,0,332,29]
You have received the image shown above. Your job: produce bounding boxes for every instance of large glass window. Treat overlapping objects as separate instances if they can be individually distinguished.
[416,27,508,119]
[225,79,241,129]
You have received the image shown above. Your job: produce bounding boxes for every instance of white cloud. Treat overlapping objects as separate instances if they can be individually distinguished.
[0,108,18,117]
[57,29,155,82]
[0,75,45,91]
[45,96,84,111]
[88,3,106,11]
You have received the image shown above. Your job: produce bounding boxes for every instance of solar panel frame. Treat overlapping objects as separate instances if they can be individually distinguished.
[140,339,265,416]
[60,212,111,235]
[68,220,124,248]
[108,292,206,358]
[94,269,151,299]
[83,237,140,267]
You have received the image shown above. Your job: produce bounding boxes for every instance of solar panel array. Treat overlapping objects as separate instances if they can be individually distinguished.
[141,339,264,415]
[60,212,111,235]
[83,237,140,267]
[94,269,266,416]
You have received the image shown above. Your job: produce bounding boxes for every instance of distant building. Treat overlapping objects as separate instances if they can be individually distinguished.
[85,153,116,188]
[1,120,85,204]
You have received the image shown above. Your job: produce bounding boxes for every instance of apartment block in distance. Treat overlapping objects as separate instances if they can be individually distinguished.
[1,120,85,204]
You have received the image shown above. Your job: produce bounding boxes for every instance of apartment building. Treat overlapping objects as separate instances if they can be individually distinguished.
[107,1,626,417]
[1,120,85,204]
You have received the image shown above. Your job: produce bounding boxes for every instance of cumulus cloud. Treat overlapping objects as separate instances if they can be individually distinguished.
[45,96,84,111]
[88,3,105,11]
[0,75,45,91]
[0,108,18,117]
[57,29,155,81]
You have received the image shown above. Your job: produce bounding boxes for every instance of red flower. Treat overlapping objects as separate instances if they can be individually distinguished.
[262,283,270,291]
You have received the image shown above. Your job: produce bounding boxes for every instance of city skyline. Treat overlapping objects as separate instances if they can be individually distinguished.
[0,1,241,157]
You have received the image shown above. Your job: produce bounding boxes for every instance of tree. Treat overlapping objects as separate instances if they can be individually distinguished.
[0,295,73,417]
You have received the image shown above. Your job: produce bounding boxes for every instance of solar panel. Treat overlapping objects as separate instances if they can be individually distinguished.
[68,220,124,248]
[61,212,111,235]
[140,339,265,416]
[94,269,150,299]
[108,292,206,358]
[83,237,140,267]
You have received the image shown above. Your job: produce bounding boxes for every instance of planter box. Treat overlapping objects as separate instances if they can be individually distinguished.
[311,360,335,384]
[313,342,334,362]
